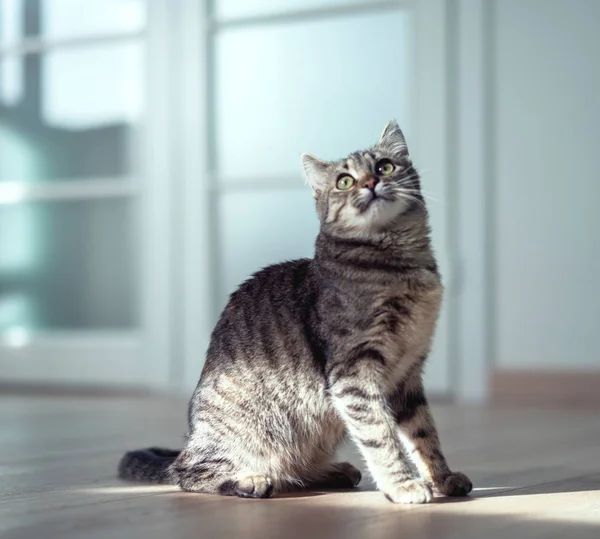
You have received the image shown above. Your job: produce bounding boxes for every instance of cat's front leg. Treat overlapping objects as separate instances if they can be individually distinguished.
[389,379,473,497]
[328,357,432,504]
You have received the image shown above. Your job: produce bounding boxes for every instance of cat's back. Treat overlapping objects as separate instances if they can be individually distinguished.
[201,258,322,377]
[226,258,315,320]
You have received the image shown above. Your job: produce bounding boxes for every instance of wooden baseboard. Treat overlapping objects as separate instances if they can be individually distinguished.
[491,369,600,406]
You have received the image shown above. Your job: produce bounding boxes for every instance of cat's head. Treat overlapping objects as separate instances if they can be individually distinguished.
[301,120,421,234]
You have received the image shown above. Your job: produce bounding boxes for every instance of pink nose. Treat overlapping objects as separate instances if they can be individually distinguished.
[364,176,379,191]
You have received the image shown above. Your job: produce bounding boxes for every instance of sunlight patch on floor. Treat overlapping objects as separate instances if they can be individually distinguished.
[473,486,519,492]
[74,485,179,495]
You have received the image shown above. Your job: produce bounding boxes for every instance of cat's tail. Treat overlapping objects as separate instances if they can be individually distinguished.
[118,447,181,484]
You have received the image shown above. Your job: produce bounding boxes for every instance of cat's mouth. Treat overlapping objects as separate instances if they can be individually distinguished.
[357,191,395,213]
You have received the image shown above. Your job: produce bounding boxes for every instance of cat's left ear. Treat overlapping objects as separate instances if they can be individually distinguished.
[301,153,328,196]
[377,119,408,157]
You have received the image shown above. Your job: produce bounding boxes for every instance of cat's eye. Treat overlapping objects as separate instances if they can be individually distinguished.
[336,175,355,190]
[376,159,395,176]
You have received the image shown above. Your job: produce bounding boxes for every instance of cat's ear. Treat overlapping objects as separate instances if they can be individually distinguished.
[377,119,408,157]
[301,153,328,196]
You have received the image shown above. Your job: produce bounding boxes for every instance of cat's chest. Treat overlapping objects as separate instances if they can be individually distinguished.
[350,282,443,358]
[356,280,441,325]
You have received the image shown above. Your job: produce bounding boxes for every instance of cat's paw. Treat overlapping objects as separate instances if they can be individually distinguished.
[435,471,473,497]
[384,479,433,504]
[235,474,275,498]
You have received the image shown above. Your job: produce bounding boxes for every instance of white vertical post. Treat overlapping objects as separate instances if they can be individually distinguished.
[413,0,452,395]
[177,0,213,393]
[141,0,175,389]
[455,0,492,402]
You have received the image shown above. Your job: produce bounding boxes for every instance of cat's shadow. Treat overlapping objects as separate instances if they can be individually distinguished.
[274,486,474,503]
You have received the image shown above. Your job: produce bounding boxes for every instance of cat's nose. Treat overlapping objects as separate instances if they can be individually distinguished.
[364,176,379,191]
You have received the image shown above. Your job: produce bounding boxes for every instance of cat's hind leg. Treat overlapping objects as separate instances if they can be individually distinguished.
[217,474,275,498]
[305,462,362,489]
[171,449,275,498]
[176,466,275,498]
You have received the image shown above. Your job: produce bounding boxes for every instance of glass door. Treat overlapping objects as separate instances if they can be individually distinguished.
[0,0,171,388]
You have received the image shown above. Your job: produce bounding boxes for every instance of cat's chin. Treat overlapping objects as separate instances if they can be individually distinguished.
[355,197,409,232]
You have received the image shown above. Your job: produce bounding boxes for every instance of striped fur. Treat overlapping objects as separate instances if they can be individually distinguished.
[118,120,472,503]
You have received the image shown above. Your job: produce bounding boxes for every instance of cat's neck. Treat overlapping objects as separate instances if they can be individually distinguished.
[314,207,436,269]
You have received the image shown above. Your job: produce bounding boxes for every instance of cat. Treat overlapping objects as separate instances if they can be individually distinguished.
[118,120,472,504]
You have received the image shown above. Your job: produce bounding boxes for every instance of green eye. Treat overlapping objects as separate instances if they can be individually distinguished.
[377,160,395,176]
[336,175,355,190]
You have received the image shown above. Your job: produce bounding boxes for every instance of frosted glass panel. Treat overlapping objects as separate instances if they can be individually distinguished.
[0,42,144,182]
[0,199,137,331]
[0,0,23,47]
[217,189,319,308]
[42,0,146,40]
[215,0,365,20]
[215,10,412,179]
[0,1,145,44]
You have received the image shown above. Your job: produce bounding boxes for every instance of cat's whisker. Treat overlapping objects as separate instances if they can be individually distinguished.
[397,192,426,209]
[405,164,429,176]
[397,188,442,205]
[421,195,444,207]
[395,174,421,186]
[398,172,420,181]
[389,186,423,196]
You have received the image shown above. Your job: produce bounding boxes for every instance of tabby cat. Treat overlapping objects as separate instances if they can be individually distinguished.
[118,121,472,504]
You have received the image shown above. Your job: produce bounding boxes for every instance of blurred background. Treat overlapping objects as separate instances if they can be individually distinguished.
[0,0,598,403]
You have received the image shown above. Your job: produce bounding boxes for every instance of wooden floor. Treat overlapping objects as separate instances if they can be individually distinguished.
[1,394,599,539]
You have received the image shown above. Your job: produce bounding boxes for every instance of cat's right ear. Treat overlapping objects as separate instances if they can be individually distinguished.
[301,153,328,197]
[378,119,408,157]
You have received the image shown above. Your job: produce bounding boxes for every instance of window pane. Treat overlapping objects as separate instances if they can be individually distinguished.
[0,41,144,182]
[42,0,146,40]
[214,10,412,180]
[0,55,23,106]
[0,0,24,47]
[214,0,366,20]
[0,198,137,332]
[217,189,319,309]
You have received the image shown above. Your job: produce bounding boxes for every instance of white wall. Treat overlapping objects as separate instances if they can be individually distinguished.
[493,0,600,370]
